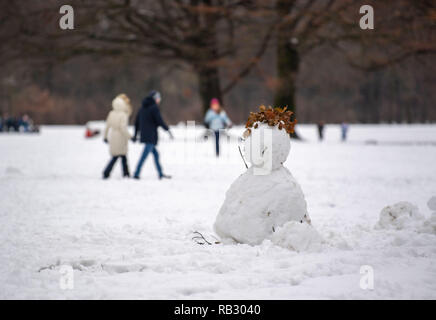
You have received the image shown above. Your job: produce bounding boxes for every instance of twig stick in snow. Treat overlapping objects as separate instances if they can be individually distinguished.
[38,264,57,272]
[192,231,213,245]
[238,146,248,169]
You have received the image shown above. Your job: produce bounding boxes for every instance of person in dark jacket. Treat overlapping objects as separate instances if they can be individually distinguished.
[132,90,173,180]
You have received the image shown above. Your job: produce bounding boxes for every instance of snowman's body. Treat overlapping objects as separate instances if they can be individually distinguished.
[214,123,310,245]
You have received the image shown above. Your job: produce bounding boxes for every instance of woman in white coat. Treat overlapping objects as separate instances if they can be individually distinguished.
[103,94,133,179]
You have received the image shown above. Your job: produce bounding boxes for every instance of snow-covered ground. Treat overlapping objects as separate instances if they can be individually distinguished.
[0,124,435,299]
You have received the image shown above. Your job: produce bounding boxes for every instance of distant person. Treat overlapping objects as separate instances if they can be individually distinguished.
[341,122,349,142]
[0,114,3,132]
[132,90,173,180]
[4,114,11,131]
[6,115,19,132]
[204,98,232,157]
[102,94,133,179]
[85,127,100,138]
[317,121,325,141]
[19,114,30,132]
[18,114,39,133]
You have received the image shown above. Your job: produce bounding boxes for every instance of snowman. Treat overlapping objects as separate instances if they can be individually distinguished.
[214,106,311,245]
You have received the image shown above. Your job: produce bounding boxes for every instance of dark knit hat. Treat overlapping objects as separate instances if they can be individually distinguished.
[148,90,161,102]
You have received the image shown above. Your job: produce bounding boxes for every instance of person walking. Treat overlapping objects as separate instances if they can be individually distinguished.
[317,121,325,141]
[132,90,173,180]
[341,122,349,142]
[204,98,232,157]
[102,94,132,179]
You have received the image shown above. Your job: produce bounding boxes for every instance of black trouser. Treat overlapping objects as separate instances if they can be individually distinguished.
[103,155,130,178]
[214,130,220,157]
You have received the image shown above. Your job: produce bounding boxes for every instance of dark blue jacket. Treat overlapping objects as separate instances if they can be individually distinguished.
[133,96,169,145]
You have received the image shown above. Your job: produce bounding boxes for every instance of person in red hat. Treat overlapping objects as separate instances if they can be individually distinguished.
[204,98,232,157]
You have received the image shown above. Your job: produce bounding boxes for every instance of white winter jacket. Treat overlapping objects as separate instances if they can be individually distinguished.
[104,97,132,156]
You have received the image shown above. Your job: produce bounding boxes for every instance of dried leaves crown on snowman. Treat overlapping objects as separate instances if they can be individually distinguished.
[243,105,298,139]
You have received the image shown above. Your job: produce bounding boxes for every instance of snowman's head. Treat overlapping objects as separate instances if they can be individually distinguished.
[243,123,290,175]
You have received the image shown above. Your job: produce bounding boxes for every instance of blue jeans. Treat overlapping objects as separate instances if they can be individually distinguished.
[134,144,163,178]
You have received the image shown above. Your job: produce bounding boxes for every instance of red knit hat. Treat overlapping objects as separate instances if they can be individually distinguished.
[210,98,220,105]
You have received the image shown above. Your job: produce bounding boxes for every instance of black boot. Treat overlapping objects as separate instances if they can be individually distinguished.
[121,156,130,178]
[103,156,118,179]
[159,174,172,180]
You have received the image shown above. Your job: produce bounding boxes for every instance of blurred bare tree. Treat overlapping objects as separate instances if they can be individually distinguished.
[3,0,277,113]
[1,0,435,124]
[273,0,436,116]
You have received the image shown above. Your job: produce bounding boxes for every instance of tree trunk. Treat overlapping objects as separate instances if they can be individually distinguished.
[197,65,222,115]
[275,0,300,138]
[274,41,299,113]
[194,0,223,116]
